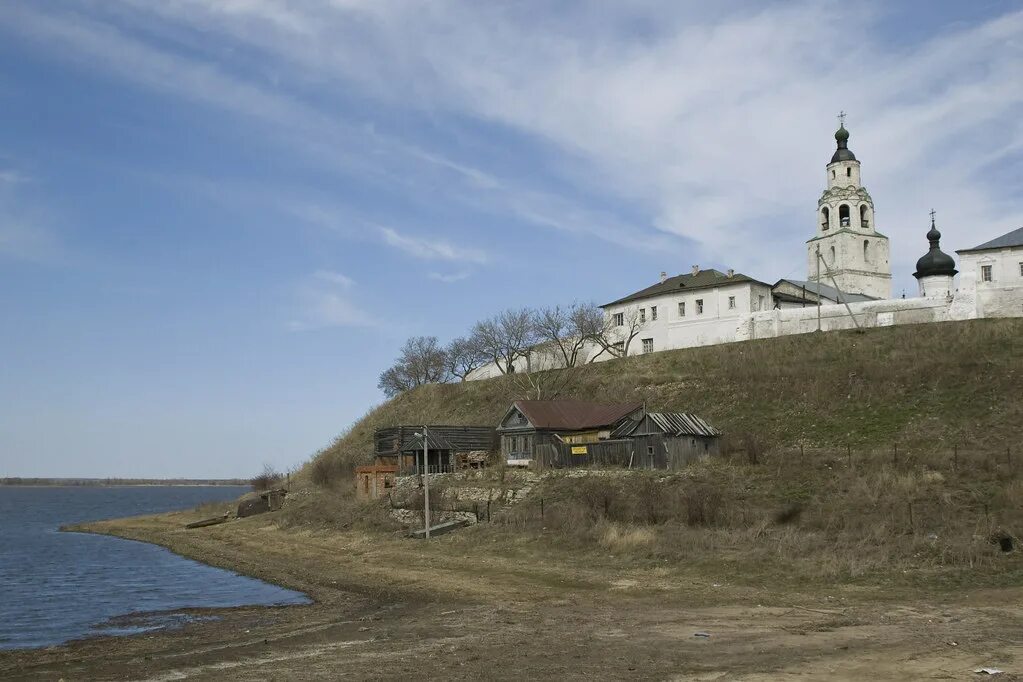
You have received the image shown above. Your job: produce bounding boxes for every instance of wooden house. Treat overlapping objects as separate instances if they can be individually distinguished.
[373,425,497,474]
[497,400,643,468]
[611,412,721,469]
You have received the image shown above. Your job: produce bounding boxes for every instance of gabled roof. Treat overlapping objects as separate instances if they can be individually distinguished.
[504,400,642,431]
[611,412,721,438]
[774,279,877,303]
[957,226,1023,254]
[603,269,768,307]
[399,431,454,452]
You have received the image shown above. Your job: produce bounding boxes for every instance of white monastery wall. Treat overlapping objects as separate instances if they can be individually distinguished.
[959,248,1023,318]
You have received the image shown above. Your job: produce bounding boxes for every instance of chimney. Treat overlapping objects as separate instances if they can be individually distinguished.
[691,265,700,276]
[727,268,734,278]
[659,271,667,283]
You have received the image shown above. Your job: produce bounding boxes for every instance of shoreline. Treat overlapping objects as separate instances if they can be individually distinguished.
[3,506,1022,679]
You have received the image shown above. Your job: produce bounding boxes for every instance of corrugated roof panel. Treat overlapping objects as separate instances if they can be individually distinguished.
[648,412,721,437]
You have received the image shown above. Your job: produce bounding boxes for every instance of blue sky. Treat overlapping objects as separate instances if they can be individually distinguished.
[2,1,1021,478]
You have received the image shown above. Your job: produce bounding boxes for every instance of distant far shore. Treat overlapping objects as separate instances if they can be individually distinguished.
[0,478,249,487]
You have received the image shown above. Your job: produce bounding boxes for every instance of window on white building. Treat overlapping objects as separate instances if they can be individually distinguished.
[639,308,646,323]
[696,299,704,315]
[651,306,657,321]
[613,312,624,326]
[981,265,993,282]
[641,338,653,354]
[1019,262,1023,277]
[728,296,735,309]
[678,301,685,317]
[758,295,765,310]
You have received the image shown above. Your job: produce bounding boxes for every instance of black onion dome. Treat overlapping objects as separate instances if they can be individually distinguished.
[830,126,857,163]
[914,217,958,279]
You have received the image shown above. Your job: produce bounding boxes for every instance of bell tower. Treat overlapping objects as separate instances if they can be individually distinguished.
[806,114,891,299]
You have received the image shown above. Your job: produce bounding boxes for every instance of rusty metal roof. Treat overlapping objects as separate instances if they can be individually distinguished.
[612,412,721,438]
[508,400,643,431]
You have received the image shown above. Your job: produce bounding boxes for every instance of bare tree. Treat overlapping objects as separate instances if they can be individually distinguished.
[592,308,645,359]
[377,335,450,397]
[471,308,538,374]
[533,302,603,368]
[508,347,579,400]
[445,335,487,381]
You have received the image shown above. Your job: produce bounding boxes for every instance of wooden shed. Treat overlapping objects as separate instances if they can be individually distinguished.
[497,400,643,468]
[611,412,721,469]
[373,425,497,474]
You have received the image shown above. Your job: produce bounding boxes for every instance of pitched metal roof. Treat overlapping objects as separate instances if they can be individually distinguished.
[612,412,721,438]
[957,226,1023,253]
[507,400,643,431]
[603,269,768,307]
[775,279,876,303]
[398,431,454,452]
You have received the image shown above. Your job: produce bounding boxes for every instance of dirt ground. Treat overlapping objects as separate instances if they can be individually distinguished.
[2,509,1021,681]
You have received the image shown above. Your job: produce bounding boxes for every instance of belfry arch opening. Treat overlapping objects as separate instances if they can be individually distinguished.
[839,204,851,227]
[860,204,868,228]
[821,207,830,230]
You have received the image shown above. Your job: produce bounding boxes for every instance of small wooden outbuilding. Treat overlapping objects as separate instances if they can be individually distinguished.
[355,464,398,500]
[611,412,721,469]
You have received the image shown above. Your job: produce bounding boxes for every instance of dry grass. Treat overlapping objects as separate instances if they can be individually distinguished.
[301,318,1023,479]
[283,318,1023,588]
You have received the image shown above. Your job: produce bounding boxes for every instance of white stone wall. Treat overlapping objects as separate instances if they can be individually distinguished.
[919,274,955,299]
[958,248,1023,318]
[736,295,956,342]
[602,279,773,355]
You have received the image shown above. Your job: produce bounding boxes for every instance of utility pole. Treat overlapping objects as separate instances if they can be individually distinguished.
[816,245,822,332]
[423,425,430,539]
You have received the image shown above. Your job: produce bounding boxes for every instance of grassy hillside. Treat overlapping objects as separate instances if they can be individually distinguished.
[308,318,1023,477]
[277,318,1023,588]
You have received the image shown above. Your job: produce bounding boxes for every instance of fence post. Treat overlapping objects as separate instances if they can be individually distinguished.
[893,442,898,467]
[487,500,491,523]
[800,443,804,460]
[953,444,958,471]
[847,445,851,468]
[474,503,479,523]
[907,502,914,533]
[540,497,545,522]
[1008,447,1012,467]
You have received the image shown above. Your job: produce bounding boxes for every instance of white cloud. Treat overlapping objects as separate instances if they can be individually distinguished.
[312,270,355,288]
[378,226,488,264]
[6,2,1022,287]
[428,271,470,283]
[288,271,373,331]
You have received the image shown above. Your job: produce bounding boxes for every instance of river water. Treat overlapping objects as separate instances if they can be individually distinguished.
[0,486,309,650]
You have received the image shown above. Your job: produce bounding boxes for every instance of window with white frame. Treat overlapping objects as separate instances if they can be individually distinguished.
[641,338,653,354]
[981,265,993,282]
[651,306,657,321]
[639,308,646,323]
[678,301,685,317]
[696,299,704,315]
[728,296,735,309]
[613,312,624,326]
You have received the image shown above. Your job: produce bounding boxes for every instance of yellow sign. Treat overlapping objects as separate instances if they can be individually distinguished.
[571,446,588,455]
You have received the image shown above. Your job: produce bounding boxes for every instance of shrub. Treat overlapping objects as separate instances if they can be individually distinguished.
[250,463,283,492]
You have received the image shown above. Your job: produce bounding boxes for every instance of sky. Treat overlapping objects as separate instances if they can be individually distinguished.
[1,1,1021,478]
